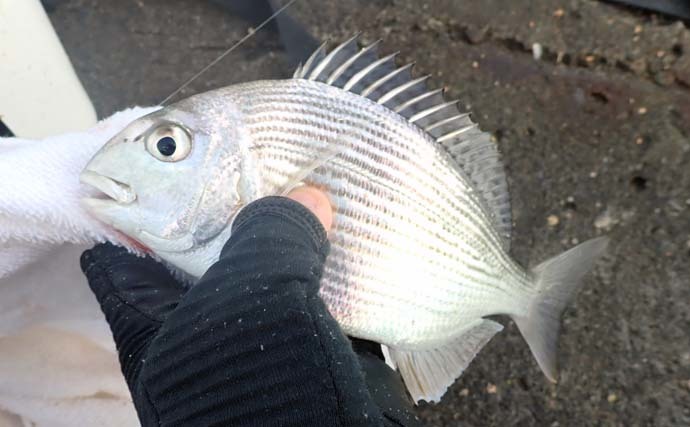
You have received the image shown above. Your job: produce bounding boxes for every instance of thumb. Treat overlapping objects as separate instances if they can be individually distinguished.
[286,186,334,231]
[80,243,186,387]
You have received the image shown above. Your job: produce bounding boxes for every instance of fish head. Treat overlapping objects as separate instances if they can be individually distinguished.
[80,96,248,276]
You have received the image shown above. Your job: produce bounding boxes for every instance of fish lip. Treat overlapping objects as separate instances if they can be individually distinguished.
[80,170,136,205]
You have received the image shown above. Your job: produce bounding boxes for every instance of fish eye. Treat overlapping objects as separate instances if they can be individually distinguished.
[145,124,192,162]
[156,136,177,156]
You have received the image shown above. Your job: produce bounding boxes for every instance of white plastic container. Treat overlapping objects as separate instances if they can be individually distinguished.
[0,0,97,138]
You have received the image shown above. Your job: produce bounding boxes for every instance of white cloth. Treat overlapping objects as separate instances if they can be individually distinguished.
[0,106,158,426]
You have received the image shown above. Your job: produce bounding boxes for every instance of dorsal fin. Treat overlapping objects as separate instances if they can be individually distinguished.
[294,37,512,249]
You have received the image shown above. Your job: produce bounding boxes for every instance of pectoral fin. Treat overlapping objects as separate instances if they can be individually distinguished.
[279,145,347,195]
[388,319,503,403]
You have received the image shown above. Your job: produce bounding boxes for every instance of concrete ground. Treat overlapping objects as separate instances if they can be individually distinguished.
[48,0,689,425]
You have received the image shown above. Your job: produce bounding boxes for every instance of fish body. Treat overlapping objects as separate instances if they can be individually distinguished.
[80,38,608,402]
[230,78,529,347]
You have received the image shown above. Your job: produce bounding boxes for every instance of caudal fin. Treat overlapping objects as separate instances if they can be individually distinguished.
[514,236,609,382]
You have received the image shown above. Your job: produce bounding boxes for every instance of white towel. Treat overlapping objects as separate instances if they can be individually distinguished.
[0,106,158,426]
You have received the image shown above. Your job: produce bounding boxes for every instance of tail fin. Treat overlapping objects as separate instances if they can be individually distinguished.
[514,237,609,382]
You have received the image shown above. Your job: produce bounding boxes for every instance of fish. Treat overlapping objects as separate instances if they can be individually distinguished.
[79,37,609,403]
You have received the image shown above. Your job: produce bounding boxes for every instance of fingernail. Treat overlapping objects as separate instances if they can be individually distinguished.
[287,187,333,231]
[288,187,320,212]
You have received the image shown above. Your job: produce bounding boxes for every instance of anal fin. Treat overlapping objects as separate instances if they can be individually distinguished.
[381,344,396,370]
[389,319,503,404]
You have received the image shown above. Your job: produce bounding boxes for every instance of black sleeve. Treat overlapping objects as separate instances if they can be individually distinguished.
[136,197,387,426]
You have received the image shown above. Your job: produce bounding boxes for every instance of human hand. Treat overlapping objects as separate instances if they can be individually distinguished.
[81,188,420,427]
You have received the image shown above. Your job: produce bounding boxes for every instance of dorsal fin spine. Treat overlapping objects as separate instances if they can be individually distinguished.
[327,40,381,85]
[343,52,399,91]
[394,88,444,114]
[424,113,470,132]
[359,62,414,97]
[295,40,328,78]
[437,124,478,143]
[308,35,359,81]
[377,75,430,104]
[293,38,513,250]
[410,100,460,123]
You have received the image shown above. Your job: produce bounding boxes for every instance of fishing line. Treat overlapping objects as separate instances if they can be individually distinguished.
[160,0,299,105]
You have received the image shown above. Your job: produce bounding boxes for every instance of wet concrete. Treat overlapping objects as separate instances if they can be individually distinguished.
[48,0,689,425]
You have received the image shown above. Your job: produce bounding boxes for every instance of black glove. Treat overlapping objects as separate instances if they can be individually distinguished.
[81,196,421,427]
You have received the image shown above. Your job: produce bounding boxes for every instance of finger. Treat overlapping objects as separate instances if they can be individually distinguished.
[286,186,334,231]
[80,243,186,321]
[80,243,187,389]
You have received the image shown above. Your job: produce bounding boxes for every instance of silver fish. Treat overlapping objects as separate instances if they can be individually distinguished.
[80,37,609,402]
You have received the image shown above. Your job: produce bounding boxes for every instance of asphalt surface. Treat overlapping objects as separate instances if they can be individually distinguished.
[48,1,690,425]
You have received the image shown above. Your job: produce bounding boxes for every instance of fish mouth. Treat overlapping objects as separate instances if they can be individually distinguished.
[80,170,136,204]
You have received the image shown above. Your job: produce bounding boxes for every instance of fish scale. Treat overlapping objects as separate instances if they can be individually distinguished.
[248,105,499,256]
[80,37,609,403]
[236,79,530,341]
[243,81,516,269]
